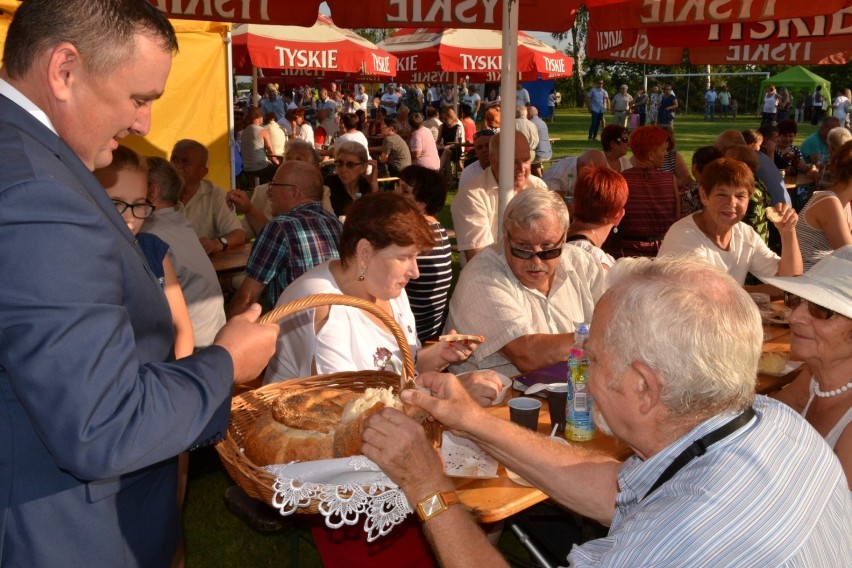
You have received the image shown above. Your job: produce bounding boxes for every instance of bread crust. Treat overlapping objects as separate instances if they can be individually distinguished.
[244,386,407,465]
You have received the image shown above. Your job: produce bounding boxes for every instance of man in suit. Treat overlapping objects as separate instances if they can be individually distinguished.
[0,1,278,565]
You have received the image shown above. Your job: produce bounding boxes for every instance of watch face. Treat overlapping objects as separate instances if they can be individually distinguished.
[421,494,442,518]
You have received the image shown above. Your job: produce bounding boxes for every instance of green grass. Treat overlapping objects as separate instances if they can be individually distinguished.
[185,108,817,566]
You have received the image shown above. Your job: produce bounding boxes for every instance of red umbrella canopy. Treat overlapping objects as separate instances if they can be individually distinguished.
[325,0,579,32]
[149,0,320,27]
[231,14,397,75]
[586,0,852,30]
[586,5,852,65]
[379,28,572,83]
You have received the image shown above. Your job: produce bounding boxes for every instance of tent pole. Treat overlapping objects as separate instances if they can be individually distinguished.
[498,0,519,234]
[226,30,236,188]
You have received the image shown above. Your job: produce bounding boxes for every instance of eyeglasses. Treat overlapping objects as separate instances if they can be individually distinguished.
[334,160,364,169]
[784,292,836,320]
[268,182,298,191]
[507,235,564,261]
[112,199,154,219]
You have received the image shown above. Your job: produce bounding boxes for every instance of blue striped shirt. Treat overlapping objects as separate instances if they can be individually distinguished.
[568,396,852,567]
[245,201,342,306]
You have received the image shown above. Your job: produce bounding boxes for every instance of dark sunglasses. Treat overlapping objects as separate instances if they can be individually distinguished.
[618,136,630,143]
[268,182,298,191]
[507,236,564,261]
[112,199,154,219]
[334,160,364,169]
[784,292,835,320]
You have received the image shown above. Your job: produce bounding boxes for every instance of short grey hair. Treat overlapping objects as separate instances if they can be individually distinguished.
[146,156,182,204]
[827,126,852,152]
[285,139,321,165]
[171,139,209,166]
[502,188,570,241]
[334,140,369,164]
[603,257,759,417]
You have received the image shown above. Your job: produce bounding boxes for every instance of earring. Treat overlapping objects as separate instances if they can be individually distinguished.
[357,265,366,282]
[612,226,619,234]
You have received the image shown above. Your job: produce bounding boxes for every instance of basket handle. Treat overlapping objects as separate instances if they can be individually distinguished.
[258,293,415,383]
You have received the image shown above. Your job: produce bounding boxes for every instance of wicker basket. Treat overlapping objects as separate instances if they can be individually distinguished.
[216,293,440,513]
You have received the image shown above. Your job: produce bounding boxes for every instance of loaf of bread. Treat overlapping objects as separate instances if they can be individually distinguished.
[758,351,789,373]
[243,386,403,466]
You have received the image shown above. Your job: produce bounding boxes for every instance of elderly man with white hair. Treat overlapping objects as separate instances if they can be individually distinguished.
[450,131,549,262]
[446,188,606,376]
[611,84,633,128]
[362,257,852,568]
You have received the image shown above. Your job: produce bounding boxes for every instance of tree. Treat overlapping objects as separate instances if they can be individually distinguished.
[552,5,587,107]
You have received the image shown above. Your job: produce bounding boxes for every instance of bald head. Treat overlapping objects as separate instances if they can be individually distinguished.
[280,160,323,201]
[528,106,539,118]
[577,149,608,170]
[715,130,746,153]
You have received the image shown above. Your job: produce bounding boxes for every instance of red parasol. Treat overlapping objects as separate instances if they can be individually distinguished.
[231,14,397,76]
[325,0,579,33]
[149,0,320,27]
[379,28,572,83]
[586,0,852,30]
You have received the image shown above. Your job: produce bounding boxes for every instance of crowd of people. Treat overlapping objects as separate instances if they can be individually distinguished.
[1,1,850,566]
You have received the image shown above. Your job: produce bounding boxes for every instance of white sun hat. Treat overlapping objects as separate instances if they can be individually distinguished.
[759,245,852,319]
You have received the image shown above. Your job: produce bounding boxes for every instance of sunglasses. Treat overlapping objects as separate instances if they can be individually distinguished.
[268,182,298,191]
[112,199,155,220]
[784,292,836,320]
[619,136,630,143]
[334,160,364,169]
[507,236,564,261]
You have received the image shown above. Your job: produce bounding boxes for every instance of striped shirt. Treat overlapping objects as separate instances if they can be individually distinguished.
[405,222,452,342]
[245,201,342,306]
[568,396,852,567]
[797,191,852,271]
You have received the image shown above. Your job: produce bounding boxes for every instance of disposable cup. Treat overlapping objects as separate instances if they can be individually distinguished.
[546,383,568,433]
[509,397,542,431]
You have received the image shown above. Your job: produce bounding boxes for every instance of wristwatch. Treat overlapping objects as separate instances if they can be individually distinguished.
[415,490,461,522]
[218,236,229,250]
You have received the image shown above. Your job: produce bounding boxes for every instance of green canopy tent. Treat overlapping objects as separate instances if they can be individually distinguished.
[759,66,831,109]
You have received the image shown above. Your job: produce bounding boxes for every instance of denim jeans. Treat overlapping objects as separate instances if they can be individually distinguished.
[588,111,604,138]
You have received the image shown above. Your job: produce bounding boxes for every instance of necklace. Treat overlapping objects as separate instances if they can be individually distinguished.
[813,377,852,398]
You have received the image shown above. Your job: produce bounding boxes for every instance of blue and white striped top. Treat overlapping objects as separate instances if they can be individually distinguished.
[568,396,852,567]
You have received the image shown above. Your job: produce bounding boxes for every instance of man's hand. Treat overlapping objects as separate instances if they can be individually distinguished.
[362,408,451,503]
[213,304,278,384]
[199,237,221,255]
[226,189,254,214]
[404,372,488,436]
[457,370,506,407]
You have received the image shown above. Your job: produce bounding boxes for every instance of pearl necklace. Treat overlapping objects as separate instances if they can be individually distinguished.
[813,378,852,398]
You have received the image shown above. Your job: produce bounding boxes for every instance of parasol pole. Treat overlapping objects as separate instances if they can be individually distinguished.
[497,0,519,233]
[226,29,236,188]
[251,67,259,106]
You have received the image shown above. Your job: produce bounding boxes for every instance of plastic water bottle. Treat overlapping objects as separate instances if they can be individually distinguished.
[566,323,594,441]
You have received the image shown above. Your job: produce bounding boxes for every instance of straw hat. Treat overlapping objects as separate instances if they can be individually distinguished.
[759,245,852,319]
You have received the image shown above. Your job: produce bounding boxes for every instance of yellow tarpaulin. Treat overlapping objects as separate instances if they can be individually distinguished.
[0,4,233,190]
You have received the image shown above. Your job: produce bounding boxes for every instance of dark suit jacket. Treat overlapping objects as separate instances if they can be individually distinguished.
[0,94,234,566]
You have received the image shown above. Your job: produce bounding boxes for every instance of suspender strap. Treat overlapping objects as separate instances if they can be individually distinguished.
[644,406,756,500]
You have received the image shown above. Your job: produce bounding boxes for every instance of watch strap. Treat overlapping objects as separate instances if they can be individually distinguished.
[415,490,461,522]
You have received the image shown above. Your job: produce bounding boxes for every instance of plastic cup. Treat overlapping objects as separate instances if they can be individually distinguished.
[546,383,568,433]
[749,292,772,323]
[509,397,542,431]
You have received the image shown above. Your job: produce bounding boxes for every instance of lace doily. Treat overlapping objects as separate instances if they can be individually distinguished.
[261,434,497,541]
[264,455,412,542]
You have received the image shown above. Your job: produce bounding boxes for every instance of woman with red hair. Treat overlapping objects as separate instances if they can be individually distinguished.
[566,165,628,268]
[602,125,680,258]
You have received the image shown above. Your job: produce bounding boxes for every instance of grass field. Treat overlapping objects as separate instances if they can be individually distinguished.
[184,108,817,567]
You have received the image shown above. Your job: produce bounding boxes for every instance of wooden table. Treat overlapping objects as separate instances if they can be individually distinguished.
[456,324,797,524]
[784,172,814,190]
[211,242,252,276]
[452,392,630,524]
